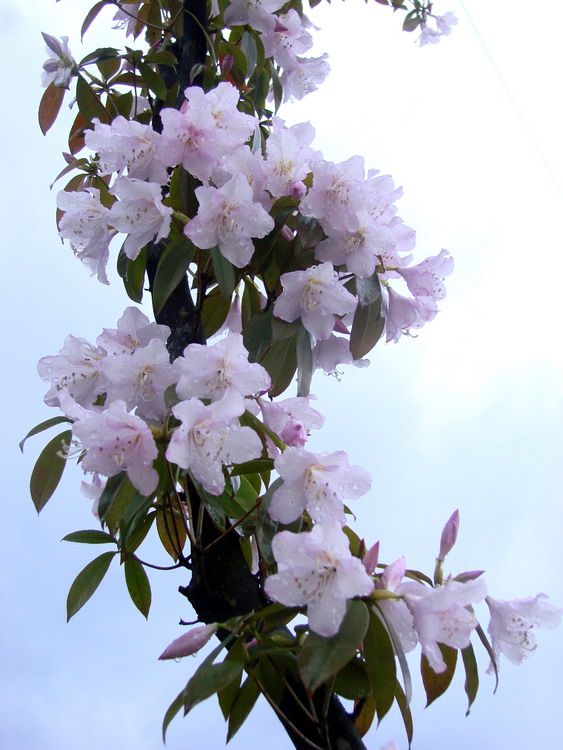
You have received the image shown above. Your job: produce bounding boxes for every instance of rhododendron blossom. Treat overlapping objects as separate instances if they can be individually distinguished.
[96,307,170,356]
[274,262,357,340]
[41,33,75,88]
[185,173,275,267]
[175,332,271,402]
[166,390,262,495]
[70,399,159,496]
[269,446,371,525]
[265,522,374,637]
[486,594,561,669]
[108,177,172,260]
[259,395,324,448]
[399,578,487,673]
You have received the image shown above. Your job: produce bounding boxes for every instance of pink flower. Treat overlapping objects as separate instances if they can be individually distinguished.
[38,335,108,409]
[265,522,374,637]
[159,623,218,660]
[259,395,324,448]
[96,307,170,356]
[300,157,365,233]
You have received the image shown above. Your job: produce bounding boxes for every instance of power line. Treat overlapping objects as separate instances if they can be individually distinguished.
[458,0,563,197]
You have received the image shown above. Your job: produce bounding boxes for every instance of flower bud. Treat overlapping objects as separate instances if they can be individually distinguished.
[438,509,459,562]
[362,540,380,575]
[159,623,218,660]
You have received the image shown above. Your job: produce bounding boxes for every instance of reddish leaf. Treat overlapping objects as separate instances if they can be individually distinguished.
[38,82,65,135]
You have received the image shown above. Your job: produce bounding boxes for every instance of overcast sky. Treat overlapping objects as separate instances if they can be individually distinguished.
[1,1,562,749]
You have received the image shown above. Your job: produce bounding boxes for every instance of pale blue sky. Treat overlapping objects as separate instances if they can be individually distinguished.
[1,1,562,749]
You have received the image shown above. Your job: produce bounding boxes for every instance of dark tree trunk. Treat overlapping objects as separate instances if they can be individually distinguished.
[146,3,367,747]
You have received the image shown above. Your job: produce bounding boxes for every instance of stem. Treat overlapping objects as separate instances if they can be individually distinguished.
[201,496,261,555]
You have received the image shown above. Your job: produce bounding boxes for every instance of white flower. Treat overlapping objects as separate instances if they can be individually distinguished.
[185,173,275,268]
[269,446,371,525]
[96,306,170,356]
[399,578,487,673]
[175,332,270,402]
[265,522,374,637]
[108,177,172,260]
[41,33,75,88]
[166,390,262,495]
[274,262,357,340]
[70,399,159,496]
[486,594,562,670]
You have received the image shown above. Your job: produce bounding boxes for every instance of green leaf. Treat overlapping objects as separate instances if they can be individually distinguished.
[364,606,397,722]
[121,246,147,303]
[333,657,370,700]
[218,639,246,719]
[19,416,70,452]
[29,430,72,513]
[153,237,194,314]
[138,60,168,100]
[260,333,298,397]
[241,277,262,326]
[144,50,178,66]
[296,325,313,398]
[403,10,421,32]
[230,459,274,477]
[461,644,479,715]
[394,680,413,748]
[124,556,152,617]
[81,1,111,40]
[255,478,283,566]
[375,601,412,704]
[184,662,245,716]
[62,530,115,545]
[227,675,261,741]
[240,32,258,77]
[162,689,184,741]
[38,82,65,135]
[75,75,111,126]
[194,483,227,530]
[421,644,458,707]
[350,274,385,359]
[475,621,499,692]
[66,551,116,620]
[210,246,236,300]
[98,473,143,534]
[298,600,369,695]
[243,310,273,363]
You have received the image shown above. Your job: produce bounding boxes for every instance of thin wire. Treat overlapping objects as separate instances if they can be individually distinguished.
[458,0,563,197]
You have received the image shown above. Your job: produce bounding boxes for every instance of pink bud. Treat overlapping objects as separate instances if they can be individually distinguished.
[362,541,380,575]
[438,509,459,561]
[280,224,295,242]
[280,420,308,448]
[159,623,218,660]
[454,569,485,583]
[220,53,234,75]
[286,180,307,201]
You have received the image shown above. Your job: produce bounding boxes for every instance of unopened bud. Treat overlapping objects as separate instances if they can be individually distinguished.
[362,541,380,575]
[438,509,459,562]
[159,623,218,660]
[220,53,234,76]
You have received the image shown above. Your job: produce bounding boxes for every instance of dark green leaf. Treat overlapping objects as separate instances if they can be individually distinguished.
[201,287,232,338]
[75,75,111,126]
[124,510,156,553]
[80,47,119,65]
[218,639,246,719]
[354,693,376,737]
[298,600,369,695]
[195,483,227,530]
[19,417,70,452]
[144,50,178,66]
[138,61,168,100]
[296,325,313,398]
[375,601,412,704]
[230,459,274,477]
[29,430,72,513]
[461,644,479,715]
[98,472,143,534]
[270,61,282,113]
[240,32,258,77]
[62,530,115,545]
[403,10,421,32]
[333,657,370,700]
[210,246,236,300]
[66,551,116,620]
[394,680,413,748]
[227,675,261,741]
[124,556,151,617]
[162,690,184,741]
[121,246,147,303]
[184,662,245,715]
[255,478,283,566]
[475,621,499,692]
[243,310,273,363]
[350,274,385,359]
[153,237,194,314]
[421,644,458,707]
[364,607,397,722]
[260,333,297,397]
[241,277,262,326]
